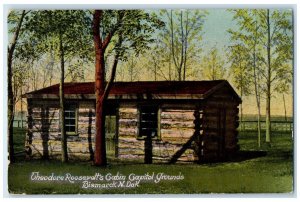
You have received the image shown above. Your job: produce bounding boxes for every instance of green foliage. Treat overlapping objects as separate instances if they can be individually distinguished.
[228,9,293,96]
[27,10,93,57]
[14,10,94,82]
[202,46,227,80]
[103,10,164,62]
[227,43,252,96]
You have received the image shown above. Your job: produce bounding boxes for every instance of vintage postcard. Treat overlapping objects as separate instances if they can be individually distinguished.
[5,5,294,195]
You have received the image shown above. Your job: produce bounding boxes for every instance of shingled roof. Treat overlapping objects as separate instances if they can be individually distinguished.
[23,80,241,102]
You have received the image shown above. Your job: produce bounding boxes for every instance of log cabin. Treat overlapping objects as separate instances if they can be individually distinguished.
[23,80,241,163]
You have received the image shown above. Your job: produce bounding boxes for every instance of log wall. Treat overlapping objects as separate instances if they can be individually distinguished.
[117,105,199,163]
[200,87,240,161]
[26,100,95,160]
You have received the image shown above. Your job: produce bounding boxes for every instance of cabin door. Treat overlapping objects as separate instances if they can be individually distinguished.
[105,115,117,158]
[217,108,226,158]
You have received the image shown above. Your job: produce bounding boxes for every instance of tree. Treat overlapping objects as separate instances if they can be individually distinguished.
[227,44,252,129]
[256,9,292,144]
[7,10,28,163]
[159,9,207,81]
[92,10,163,166]
[26,10,93,162]
[228,9,292,145]
[228,9,265,147]
[202,46,227,80]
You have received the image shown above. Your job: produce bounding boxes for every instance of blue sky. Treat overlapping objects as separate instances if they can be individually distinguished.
[201,9,236,52]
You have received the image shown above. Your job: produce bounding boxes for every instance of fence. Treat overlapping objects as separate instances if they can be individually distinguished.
[239,120,293,133]
[13,120,26,128]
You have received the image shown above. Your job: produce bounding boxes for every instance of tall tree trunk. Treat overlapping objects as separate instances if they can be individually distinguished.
[179,11,184,81]
[154,62,157,81]
[59,32,68,162]
[168,54,172,81]
[283,93,287,131]
[253,37,261,148]
[8,10,26,164]
[183,11,188,81]
[265,9,271,144]
[252,20,262,148]
[21,87,23,128]
[240,86,243,131]
[170,10,180,81]
[283,93,287,122]
[93,10,107,166]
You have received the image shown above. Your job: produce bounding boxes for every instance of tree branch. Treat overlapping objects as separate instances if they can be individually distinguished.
[102,36,122,101]
[102,11,125,50]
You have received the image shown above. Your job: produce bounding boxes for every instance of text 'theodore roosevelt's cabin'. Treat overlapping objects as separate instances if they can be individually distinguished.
[23,80,242,163]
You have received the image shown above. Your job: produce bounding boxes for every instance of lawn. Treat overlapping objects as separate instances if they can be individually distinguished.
[8,127,293,194]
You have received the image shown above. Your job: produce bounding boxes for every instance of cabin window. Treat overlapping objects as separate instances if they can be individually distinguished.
[64,105,77,135]
[138,106,159,139]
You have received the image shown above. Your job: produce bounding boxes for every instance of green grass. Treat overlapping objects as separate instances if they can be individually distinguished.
[8,127,293,194]
[13,127,26,154]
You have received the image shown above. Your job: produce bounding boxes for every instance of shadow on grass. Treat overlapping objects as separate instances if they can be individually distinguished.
[227,150,268,162]
[199,150,268,165]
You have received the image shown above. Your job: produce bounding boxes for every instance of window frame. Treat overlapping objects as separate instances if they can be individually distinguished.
[137,105,161,140]
[64,104,78,136]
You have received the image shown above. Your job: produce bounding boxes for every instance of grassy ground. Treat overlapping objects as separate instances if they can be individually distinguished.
[8,127,293,194]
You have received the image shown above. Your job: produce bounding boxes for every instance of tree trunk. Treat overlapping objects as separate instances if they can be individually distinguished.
[170,10,180,81]
[93,10,107,166]
[283,93,288,131]
[7,10,26,164]
[257,101,261,148]
[253,37,261,148]
[59,32,68,162]
[240,86,243,131]
[183,11,188,81]
[265,9,271,144]
[21,87,23,128]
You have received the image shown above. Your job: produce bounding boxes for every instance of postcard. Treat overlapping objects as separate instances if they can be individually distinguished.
[6,6,294,195]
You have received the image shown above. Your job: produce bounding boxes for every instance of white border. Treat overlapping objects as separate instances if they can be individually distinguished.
[1,1,299,202]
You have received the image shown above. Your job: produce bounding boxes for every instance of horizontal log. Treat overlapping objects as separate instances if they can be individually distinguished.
[161,128,194,138]
[119,128,137,137]
[118,137,142,144]
[78,108,95,113]
[161,113,194,120]
[119,112,138,119]
[160,121,194,129]
[119,108,137,113]
[31,140,95,152]
[31,108,59,112]
[77,117,96,122]
[118,141,144,149]
[119,120,138,128]
[118,154,144,159]
[118,148,144,155]
[160,137,194,144]
[162,109,195,113]
[30,128,60,133]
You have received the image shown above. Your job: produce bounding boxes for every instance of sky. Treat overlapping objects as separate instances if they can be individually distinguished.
[201,9,236,52]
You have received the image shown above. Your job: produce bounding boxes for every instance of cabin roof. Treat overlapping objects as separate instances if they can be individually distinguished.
[23,80,242,102]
